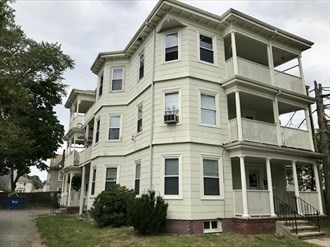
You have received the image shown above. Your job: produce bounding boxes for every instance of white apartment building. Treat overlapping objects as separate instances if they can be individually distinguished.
[61,0,324,234]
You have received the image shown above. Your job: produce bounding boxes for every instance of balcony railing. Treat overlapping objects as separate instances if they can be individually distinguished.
[229,119,312,151]
[79,146,92,164]
[64,151,80,167]
[69,114,84,129]
[225,57,305,94]
[299,191,320,212]
[281,127,312,150]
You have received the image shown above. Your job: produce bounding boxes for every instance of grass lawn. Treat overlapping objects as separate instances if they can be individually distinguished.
[36,215,317,247]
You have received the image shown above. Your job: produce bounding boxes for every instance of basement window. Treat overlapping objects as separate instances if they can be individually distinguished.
[204,220,222,233]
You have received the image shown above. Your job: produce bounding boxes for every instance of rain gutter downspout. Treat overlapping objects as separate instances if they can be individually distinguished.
[149,27,156,190]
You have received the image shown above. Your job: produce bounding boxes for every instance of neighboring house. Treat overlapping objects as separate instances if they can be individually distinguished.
[0,174,11,192]
[44,154,64,192]
[15,176,34,193]
[61,0,324,234]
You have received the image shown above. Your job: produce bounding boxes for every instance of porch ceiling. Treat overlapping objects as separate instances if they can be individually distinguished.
[227,92,273,112]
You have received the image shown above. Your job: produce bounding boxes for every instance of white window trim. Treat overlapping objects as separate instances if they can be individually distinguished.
[90,166,97,198]
[98,71,104,99]
[136,103,143,134]
[199,90,220,128]
[108,114,123,142]
[197,31,217,66]
[103,164,120,191]
[94,117,101,145]
[58,171,64,181]
[203,220,222,233]
[163,30,181,64]
[161,154,183,200]
[138,51,144,81]
[162,88,182,126]
[134,160,141,196]
[110,66,125,92]
[200,154,223,200]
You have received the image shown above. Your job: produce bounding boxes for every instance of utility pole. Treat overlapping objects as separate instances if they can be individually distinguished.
[314,81,330,217]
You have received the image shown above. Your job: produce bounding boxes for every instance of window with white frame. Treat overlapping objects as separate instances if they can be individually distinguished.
[165,32,178,62]
[105,167,117,190]
[199,34,214,63]
[201,93,216,125]
[95,119,100,143]
[111,68,124,91]
[203,158,220,196]
[57,187,62,192]
[109,115,121,140]
[91,168,96,195]
[204,220,222,233]
[98,73,103,97]
[137,104,143,133]
[164,158,179,196]
[139,52,144,79]
[135,162,141,195]
[58,171,64,181]
[165,92,179,116]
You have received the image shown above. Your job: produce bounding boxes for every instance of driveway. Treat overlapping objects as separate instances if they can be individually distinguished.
[0,209,50,247]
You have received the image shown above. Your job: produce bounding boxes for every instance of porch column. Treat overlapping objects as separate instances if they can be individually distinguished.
[292,161,301,214]
[266,158,276,216]
[235,91,243,141]
[304,108,315,151]
[231,32,238,74]
[79,166,86,215]
[240,156,249,217]
[313,164,324,215]
[84,123,89,148]
[64,174,69,205]
[297,55,307,94]
[267,42,275,85]
[273,97,282,146]
[68,172,73,207]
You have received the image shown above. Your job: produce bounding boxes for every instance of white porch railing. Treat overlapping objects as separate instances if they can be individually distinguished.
[233,190,271,216]
[69,114,85,129]
[299,191,320,212]
[70,191,80,207]
[79,146,92,164]
[237,57,272,84]
[229,119,238,141]
[247,190,271,215]
[242,119,277,145]
[281,127,312,150]
[60,193,67,206]
[64,151,80,167]
[274,70,304,94]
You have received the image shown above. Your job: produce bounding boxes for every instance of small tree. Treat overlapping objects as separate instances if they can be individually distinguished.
[128,191,168,235]
[90,185,135,227]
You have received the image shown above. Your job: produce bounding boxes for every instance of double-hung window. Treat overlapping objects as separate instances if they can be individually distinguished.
[199,34,214,63]
[165,92,179,115]
[98,74,103,97]
[164,158,179,196]
[201,93,216,125]
[109,115,121,140]
[105,167,117,190]
[91,168,96,195]
[139,53,144,79]
[111,68,124,91]
[95,119,100,143]
[203,159,220,196]
[137,104,143,133]
[165,32,178,62]
[135,162,141,195]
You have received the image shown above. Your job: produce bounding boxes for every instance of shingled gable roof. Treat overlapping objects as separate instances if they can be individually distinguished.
[91,0,313,75]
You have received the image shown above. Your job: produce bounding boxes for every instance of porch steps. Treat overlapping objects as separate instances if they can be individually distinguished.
[276,220,325,240]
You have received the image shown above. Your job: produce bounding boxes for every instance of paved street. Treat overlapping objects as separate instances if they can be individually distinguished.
[0,209,49,247]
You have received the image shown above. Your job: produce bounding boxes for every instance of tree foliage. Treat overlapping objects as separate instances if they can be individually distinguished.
[27,175,43,190]
[0,0,74,190]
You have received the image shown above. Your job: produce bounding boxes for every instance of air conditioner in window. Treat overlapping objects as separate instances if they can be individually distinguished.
[164,113,179,124]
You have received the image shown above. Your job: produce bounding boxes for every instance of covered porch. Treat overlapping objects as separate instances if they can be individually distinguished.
[230,154,324,218]
[60,166,82,208]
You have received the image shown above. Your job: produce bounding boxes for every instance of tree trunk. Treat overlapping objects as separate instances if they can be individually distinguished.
[10,167,16,192]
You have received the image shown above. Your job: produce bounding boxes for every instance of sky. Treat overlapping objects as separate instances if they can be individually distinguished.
[10,0,330,181]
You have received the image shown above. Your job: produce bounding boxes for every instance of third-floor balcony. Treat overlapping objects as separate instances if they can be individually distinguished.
[224,32,306,95]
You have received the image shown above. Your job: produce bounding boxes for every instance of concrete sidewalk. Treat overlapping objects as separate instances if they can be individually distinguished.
[304,238,330,247]
[0,209,50,247]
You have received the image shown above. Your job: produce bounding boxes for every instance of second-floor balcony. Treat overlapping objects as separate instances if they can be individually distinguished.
[227,91,314,151]
[224,32,306,95]
[79,146,92,164]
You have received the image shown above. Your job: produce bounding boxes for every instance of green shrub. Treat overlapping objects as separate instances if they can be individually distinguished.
[128,191,168,235]
[90,184,135,227]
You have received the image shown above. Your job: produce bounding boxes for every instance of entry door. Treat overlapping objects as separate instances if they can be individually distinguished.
[247,168,260,189]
